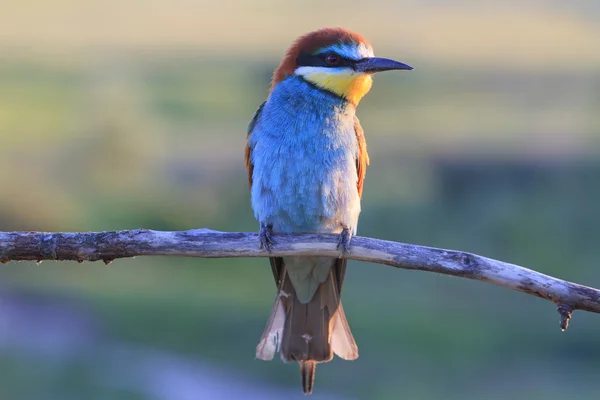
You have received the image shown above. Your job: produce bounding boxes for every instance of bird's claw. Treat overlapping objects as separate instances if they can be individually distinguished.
[259,223,274,252]
[337,227,352,258]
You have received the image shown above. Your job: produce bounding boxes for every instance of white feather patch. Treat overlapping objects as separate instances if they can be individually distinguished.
[330,303,359,360]
[255,293,286,360]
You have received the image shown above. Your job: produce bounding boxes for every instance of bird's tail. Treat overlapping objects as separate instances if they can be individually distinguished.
[256,260,358,394]
[300,360,316,395]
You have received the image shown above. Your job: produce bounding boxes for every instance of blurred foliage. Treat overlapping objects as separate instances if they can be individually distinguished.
[1,2,600,399]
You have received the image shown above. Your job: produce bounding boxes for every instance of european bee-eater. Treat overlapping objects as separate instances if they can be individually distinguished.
[245,27,412,394]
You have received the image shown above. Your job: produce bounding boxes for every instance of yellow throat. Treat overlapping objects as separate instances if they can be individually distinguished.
[303,70,373,105]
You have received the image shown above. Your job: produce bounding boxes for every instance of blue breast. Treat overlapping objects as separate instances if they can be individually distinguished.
[249,76,361,234]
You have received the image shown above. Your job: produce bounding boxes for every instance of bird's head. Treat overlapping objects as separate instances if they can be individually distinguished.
[271,27,412,105]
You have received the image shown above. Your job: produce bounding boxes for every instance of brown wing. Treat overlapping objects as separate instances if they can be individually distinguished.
[244,144,253,188]
[245,102,266,188]
[334,117,370,294]
[245,102,283,284]
[354,116,370,198]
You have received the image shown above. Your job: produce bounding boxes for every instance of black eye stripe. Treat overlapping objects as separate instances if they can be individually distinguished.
[296,53,356,69]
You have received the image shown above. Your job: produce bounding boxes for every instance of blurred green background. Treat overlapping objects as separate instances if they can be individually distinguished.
[1,1,600,399]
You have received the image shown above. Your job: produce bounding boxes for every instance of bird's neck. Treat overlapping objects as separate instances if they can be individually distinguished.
[269,76,357,116]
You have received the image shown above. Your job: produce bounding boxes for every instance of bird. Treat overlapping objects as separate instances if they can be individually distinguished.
[244,27,412,394]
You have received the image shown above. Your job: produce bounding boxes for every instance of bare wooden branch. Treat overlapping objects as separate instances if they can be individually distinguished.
[1,229,599,328]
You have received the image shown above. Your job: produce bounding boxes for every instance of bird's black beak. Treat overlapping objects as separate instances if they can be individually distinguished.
[355,57,413,73]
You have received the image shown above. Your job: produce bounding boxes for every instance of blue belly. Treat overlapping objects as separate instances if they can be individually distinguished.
[249,77,361,234]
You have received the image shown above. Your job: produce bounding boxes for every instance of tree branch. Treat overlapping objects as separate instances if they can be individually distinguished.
[1,229,598,329]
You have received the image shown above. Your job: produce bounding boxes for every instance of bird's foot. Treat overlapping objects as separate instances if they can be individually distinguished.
[337,226,352,258]
[259,223,274,252]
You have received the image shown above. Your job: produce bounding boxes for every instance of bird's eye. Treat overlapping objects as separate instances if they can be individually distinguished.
[325,54,340,65]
